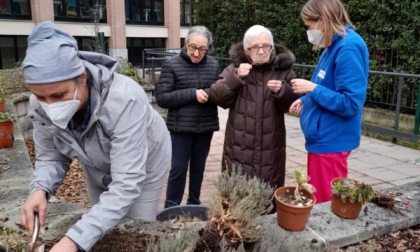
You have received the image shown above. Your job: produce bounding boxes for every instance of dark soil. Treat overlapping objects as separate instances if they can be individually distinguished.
[195,224,222,252]
[276,188,314,206]
[92,233,156,252]
[90,223,163,252]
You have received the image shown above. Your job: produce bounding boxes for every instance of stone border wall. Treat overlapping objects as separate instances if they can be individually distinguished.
[12,92,32,138]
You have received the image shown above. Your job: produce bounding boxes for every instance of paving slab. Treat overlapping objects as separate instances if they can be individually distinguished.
[361,167,412,182]
[347,158,380,171]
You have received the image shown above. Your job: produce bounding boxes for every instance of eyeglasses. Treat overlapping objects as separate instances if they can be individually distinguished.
[187,44,208,55]
[248,44,272,53]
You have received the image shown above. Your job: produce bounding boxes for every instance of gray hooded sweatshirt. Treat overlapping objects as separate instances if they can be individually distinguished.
[27,51,171,251]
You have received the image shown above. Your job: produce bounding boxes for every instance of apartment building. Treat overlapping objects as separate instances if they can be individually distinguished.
[0,0,195,69]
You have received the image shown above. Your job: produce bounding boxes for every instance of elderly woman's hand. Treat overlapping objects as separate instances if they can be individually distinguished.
[236,63,252,78]
[267,80,283,93]
[196,89,208,103]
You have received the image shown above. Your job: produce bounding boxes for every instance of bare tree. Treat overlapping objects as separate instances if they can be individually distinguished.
[84,0,106,53]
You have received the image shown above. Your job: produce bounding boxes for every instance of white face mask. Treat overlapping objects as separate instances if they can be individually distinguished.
[39,85,81,129]
[306,20,324,47]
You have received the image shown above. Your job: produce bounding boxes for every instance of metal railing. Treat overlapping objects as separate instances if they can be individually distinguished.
[141,48,229,90]
[142,49,420,143]
[295,64,420,143]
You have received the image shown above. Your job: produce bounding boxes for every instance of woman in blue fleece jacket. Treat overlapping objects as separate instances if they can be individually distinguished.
[289,0,369,203]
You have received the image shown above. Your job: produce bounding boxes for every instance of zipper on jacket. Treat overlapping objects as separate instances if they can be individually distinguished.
[196,64,202,132]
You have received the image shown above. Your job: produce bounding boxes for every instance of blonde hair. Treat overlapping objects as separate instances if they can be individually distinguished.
[301,0,354,48]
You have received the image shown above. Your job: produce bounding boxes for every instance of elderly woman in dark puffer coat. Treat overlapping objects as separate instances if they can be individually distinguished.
[156,26,219,208]
[208,25,299,205]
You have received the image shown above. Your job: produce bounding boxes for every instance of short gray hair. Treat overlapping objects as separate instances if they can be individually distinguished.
[243,25,274,50]
[185,26,214,54]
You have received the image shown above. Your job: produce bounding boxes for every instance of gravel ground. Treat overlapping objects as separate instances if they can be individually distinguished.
[23,137,420,251]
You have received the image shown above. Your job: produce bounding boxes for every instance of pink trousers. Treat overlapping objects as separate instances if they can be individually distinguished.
[307,151,350,204]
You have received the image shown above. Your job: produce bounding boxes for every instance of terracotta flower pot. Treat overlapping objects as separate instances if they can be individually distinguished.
[330,177,364,219]
[0,99,5,113]
[274,186,316,231]
[0,120,14,148]
[330,194,363,219]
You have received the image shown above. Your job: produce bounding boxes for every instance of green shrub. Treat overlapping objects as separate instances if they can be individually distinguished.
[0,62,27,95]
[117,57,141,84]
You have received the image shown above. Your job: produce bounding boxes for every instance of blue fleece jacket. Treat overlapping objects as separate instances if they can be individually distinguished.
[300,25,369,153]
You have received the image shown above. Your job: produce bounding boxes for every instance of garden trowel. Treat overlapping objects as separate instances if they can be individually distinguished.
[25,213,45,252]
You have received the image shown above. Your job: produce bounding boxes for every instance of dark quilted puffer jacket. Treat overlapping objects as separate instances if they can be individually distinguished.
[156,49,220,133]
[208,42,299,189]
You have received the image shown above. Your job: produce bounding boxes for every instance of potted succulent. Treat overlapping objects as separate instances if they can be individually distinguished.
[0,112,15,148]
[274,170,316,231]
[330,177,378,219]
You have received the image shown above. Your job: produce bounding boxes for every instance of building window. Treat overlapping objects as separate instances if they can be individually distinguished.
[75,36,108,54]
[0,36,27,69]
[54,0,106,22]
[125,0,163,25]
[127,37,165,67]
[180,0,192,26]
[0,35,108,70]
[0,0,31,20]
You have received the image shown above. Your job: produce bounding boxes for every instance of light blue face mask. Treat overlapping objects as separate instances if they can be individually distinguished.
[306,19,324,47]
[39,84,81,129]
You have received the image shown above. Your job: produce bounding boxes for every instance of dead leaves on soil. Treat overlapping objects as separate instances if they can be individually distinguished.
[331,225,420,252]
[53,158,90,208]
[25,137,90,208]
[376,227,420,251]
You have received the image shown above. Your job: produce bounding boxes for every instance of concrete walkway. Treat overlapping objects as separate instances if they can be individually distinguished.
[160,107,420,210]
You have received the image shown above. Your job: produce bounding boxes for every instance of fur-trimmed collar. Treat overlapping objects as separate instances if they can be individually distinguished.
[228,42,295,70]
